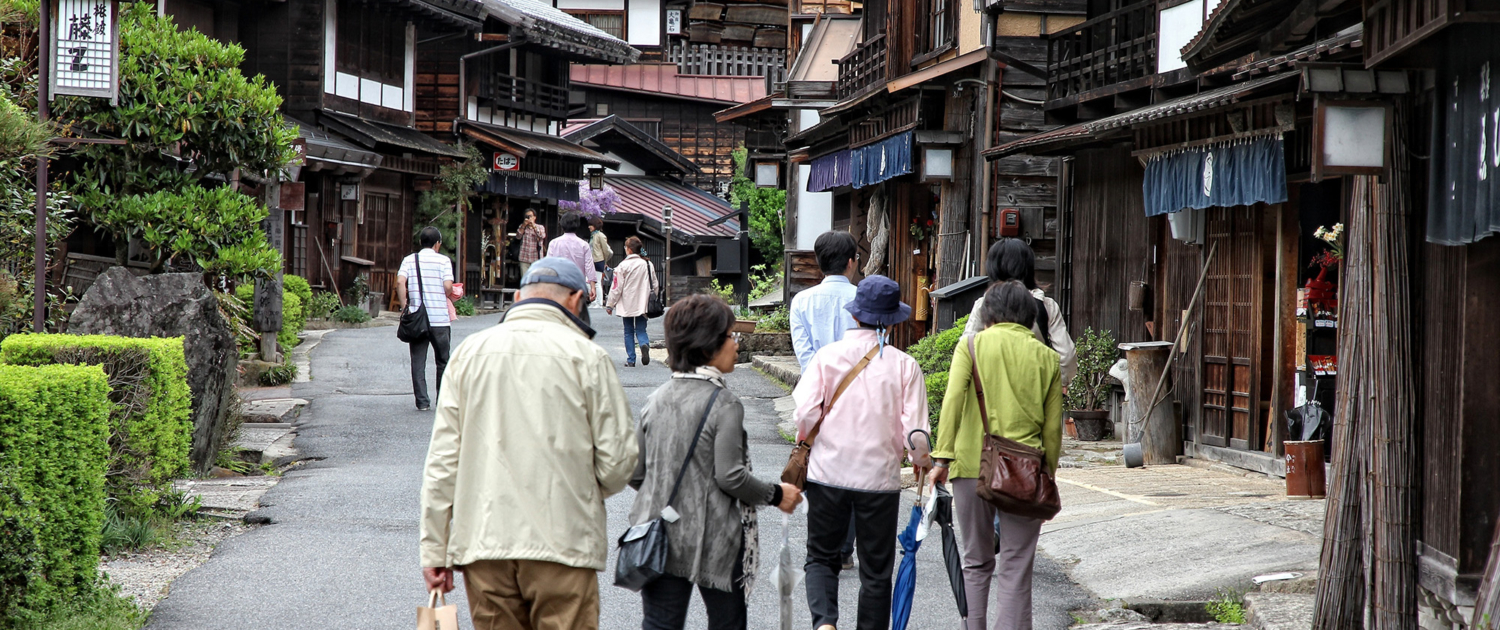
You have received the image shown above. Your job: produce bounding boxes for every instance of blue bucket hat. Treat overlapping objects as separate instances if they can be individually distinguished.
[844,275,912,327]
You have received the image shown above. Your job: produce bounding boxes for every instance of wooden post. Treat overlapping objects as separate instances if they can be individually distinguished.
[1270,202,1298,457]
[663,205,673,304]
[1121,341,1175,463]
[255,184,285,363]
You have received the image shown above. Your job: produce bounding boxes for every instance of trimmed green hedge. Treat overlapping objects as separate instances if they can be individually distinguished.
[1,334,192,514]
[0,364,111,619]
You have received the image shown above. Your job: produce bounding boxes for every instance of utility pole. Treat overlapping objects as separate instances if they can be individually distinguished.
[662,205,672,305]
[33,0,50,332]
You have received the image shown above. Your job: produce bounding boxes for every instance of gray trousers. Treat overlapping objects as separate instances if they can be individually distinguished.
[951,478,1044,630]
[409,325,451,408]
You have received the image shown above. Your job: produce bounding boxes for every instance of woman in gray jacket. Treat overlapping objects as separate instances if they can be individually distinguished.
[629,294,802,630]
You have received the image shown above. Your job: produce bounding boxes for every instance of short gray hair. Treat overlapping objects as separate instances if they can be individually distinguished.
[520,282,577,302]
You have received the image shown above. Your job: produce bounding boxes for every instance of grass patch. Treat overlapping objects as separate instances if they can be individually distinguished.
[27,583,145,630]
[1205,588,1246,624]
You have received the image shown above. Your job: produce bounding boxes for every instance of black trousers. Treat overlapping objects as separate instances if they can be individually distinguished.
[640,564,746,630]
[409,326,451,408]
[805,481,900,630]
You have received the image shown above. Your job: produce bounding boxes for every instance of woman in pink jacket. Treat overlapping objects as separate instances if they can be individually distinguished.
[606,236,657,367]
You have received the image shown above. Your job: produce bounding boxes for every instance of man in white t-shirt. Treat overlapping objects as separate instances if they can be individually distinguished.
[397,226,457,411]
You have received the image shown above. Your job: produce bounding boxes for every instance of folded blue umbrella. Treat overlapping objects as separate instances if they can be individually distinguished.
[891,492,925,630]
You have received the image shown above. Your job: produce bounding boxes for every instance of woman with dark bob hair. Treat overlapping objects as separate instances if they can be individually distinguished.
[963,238,1076,383]
[627,294,802,630]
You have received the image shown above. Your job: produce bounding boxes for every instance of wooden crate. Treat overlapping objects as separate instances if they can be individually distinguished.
[752,28,787,49]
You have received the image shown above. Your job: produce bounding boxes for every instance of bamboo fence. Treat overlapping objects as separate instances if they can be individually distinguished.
[1313,102,1419,630]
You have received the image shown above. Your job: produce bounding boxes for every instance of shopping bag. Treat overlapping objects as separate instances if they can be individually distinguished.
[417,590,459,630]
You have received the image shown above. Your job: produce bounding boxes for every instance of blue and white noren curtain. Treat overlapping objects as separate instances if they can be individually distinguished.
[808,150,853,192]
[852,131,914,189]
[1142,135,1288,216]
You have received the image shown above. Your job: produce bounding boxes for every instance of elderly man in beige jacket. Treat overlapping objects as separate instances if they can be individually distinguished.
[420,256,638,630]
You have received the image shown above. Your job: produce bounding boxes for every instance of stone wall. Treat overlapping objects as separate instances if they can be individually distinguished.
[737,332,792,364]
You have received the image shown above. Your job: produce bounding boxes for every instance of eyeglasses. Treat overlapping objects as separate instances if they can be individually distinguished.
[729,332,743,345]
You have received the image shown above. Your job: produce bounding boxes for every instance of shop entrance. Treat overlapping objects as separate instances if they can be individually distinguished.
[1200,205,1266,450]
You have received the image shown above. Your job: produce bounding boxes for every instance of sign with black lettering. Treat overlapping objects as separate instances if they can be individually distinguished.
[50,0,118,101]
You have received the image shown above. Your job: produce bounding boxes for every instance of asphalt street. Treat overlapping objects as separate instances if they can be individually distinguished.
[146,306,1091,629]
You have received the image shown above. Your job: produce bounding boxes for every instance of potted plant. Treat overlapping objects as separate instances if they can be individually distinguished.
[1064,327,1118,441]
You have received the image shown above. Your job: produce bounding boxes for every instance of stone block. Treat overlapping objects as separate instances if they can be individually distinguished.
[71,267,237,473]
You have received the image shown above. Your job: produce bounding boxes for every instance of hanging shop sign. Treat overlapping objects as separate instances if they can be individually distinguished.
[50,0,119,102]
[1141,135,1288,217]
[492,152,520,171]
[665,9,683,35]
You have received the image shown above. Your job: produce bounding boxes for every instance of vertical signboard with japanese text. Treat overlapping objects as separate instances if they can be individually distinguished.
[50,0,118,102]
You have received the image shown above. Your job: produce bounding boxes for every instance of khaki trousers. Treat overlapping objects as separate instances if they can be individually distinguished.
[951,478,1044,630]
[460,559,599,630]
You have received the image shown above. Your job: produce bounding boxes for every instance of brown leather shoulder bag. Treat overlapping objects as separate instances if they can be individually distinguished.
[781,346,880,489]
[968,335,1062,521]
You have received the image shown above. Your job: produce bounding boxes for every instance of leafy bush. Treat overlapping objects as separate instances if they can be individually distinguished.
[305,291,341,320]
[907,315,970,430]
[453,296,476,317]
[1,334,191,516]
[908,315,970,376]
[756,306,789,332]
[259,362,297,386]
[0,471,40,626]
[54,2,296,280]
[99,502,163,555]
[730,146,786,261]
[0,364,112,619]
[282,275,312,306]
[333,305,370,324]
[1064,327,1118,411]
[232,283,304,351]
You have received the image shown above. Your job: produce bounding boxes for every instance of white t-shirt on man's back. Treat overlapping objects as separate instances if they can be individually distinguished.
[398,249,455,327]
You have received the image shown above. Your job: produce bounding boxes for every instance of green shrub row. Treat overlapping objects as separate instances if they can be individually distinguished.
[0,364,112,621]
[1,334,193,515]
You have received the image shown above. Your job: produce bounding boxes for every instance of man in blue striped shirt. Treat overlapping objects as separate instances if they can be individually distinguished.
[397,226,456,411]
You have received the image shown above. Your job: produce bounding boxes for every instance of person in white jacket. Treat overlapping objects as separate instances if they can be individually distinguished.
[606,236,656,367]
[420,257,637,630]
[963,239,1076,385]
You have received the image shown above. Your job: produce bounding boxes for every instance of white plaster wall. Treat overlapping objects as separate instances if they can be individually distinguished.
[1157,0,1204,73]
[556,0,624,9]
[795,163,833,250]
[628,0,662,46]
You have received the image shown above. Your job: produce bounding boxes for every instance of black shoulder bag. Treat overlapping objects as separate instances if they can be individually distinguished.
[397,254,432,343]
[614,387,722,591]
[644,260,666,319]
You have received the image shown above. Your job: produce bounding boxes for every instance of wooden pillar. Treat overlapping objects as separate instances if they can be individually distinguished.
[937,85,976,289]
[1270,202,1299,457]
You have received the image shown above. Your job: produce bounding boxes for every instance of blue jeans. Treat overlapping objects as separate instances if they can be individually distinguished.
[623,315,649,362]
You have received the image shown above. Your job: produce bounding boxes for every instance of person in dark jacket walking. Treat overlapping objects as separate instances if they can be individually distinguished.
[628,294,802,630]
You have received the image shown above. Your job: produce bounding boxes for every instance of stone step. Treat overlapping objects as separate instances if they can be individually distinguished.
[1244,592,1314,630]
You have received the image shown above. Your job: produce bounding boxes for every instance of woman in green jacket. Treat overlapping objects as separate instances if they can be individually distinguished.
[932,280,1063,630]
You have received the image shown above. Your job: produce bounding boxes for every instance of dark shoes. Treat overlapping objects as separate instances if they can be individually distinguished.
[639,345,651,365]
[417,404,431,411]
[841,554,855,570]
[625,361,636,368]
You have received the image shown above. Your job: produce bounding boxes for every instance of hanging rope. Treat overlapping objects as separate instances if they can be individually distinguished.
[864,186,889,276]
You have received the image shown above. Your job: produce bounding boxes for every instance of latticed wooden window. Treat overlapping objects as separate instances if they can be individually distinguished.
[916,0,956,57]
[566,11,625,40]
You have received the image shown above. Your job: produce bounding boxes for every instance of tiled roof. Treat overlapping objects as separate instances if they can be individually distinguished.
[983,72,1298,159]
[605,176,737,239]
[460,120,618,166]
[563,116,700,174]
[570,64,768,105]
[1233,26,1362,79]
[480,0,638,64]
[319,112,468,159]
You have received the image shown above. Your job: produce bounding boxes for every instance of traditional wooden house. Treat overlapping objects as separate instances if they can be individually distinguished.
[988,0,1500,623]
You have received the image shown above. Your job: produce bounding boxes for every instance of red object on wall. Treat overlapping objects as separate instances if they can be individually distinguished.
[999,208,1021,237]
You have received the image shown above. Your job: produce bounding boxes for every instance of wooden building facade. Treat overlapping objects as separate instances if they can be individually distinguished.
[989,0,1500,621]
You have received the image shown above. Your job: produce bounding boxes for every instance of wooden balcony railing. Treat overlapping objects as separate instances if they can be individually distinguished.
[836,34,887,101]
[1046,0,1157,104]
[668,42,787,83]
[483,73,570,120]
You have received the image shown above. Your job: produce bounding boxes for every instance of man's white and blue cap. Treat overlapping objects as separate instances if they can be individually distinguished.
[520,256,588,293]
